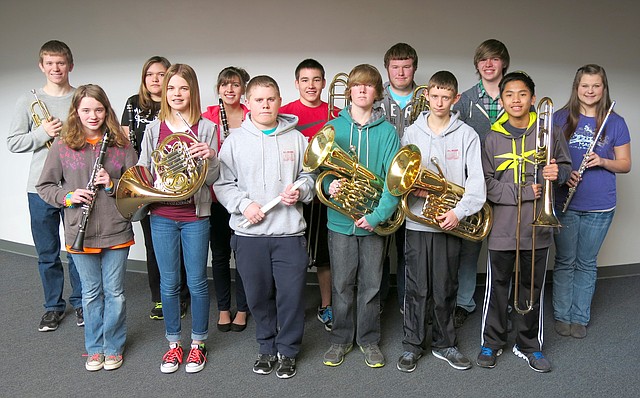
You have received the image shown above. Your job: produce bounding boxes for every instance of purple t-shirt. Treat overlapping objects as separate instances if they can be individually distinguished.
[554,108,630,211]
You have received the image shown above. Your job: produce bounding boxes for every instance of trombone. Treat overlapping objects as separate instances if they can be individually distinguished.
[327,72,350,120]
[513,97,561,315]
[30,89,54,149]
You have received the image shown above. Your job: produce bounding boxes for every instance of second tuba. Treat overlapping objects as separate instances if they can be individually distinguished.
[303,125,404,236]
[386,144,492,242]
[116,133,208,221]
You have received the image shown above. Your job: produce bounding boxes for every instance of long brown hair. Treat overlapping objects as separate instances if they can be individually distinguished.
[560,64,613,141]
[159,64,202,125]
[138,56,171,116]
[63,84,128,150]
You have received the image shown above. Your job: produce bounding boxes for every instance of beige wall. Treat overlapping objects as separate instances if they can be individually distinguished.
[1,0,637,267]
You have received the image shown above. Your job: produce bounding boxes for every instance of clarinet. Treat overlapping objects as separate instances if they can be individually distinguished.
[219,98,230,138]
[561,100,616,213]
[126,102,139,155]
[71,130,111,252]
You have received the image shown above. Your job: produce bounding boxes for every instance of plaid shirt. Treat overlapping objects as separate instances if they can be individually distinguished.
[477,81,502,124]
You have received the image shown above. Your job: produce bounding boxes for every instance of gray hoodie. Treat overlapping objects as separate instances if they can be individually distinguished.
[214,114,315,237]
[401,111,486,233]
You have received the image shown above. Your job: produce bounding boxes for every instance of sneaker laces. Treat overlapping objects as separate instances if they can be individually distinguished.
[154,302,162,310]
[88,353,102,362]
[187,345,206,364]
[531,351,544,360]
[162,345,183,364]
[480,346,494,356]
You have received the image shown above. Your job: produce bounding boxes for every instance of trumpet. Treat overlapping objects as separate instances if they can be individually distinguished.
[386,145,492,242]
[303,125,403,236]
[30,89,54,149]
[562,100,616,212]
[328,72,350,120]
[513,97,561,315]
[408,85,430,125]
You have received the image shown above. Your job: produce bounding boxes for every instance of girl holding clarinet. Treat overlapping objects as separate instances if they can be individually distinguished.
[553,64,631,339]
[37,84,137,371]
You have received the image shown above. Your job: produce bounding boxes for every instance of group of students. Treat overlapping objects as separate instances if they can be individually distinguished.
[7,39,631,378]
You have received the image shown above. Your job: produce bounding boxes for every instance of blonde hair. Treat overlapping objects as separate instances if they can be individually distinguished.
[159,64,202,125]
[63,84,127,150]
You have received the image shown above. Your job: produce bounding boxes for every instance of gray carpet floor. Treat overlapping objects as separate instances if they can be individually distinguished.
[1,249,639,398]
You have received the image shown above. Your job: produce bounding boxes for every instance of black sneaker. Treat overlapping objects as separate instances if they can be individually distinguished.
[276,353,297,379]
[513,345,551,373]
[477,345,502,368]
[253,353,278,375]
[317,306,333,332]
[185,343,207,373]
[150,302,163,320]
[75,307,85,327]
[397,351,422,373]
[432,347,472,370]
[38,310,65,332]
[180,301,188,319]
[453,307,470,328]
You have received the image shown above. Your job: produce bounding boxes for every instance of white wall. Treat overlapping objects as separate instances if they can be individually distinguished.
[1,0,638,267]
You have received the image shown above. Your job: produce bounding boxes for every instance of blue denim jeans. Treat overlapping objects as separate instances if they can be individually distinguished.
[28,193,82,311]
[328,230,384,346]
[72,248,129,356]
[456,239,482,312]
[151,215,210,342]
[553,209,614,326]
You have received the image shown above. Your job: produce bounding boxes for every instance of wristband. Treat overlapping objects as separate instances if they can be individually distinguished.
[104,180,114,192]
[64,192,75,208]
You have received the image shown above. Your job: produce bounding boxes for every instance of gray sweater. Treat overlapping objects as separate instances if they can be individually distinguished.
[214,114,315,237]
[453,83,504,144]
[7,88,75,193]
[401,111,486,233]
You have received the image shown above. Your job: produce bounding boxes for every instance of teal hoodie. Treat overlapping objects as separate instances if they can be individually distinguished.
[323,107,400,236]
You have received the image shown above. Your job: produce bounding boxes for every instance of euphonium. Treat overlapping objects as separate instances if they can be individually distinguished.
[327,72,350,120]
[386,145,492,242]
[408,85,430,125]
[303,125,403,236]
[115,115,208,221]
[30,89,54,149]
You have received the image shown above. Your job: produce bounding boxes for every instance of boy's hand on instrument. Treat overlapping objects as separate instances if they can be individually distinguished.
[280,183,300,206]
[329,178,344,197]
[542,159,559,181]
[355,216,374,232]
[531,183,542,199]
[436,210,459,230]
[243,202,265,225]
[43,118,62,138]
[412,188,429,198]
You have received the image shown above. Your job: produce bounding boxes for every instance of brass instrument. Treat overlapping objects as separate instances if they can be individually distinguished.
[327,72,350,120]
[386,145,492,242]
[562,100,616,212]
[30,89,54,149]
[71,130,110,252]
[115,114,209,221]
[303,125,403,236]
[408,85,430,125]
[513,97,561,315]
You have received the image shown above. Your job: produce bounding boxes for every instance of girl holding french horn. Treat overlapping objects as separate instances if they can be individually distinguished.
[136,63,219,374]
[36,84,137,371]
[552,64,632,339]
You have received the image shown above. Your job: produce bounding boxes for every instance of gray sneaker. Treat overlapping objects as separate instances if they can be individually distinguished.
[513,345,551,373]
[323,343,352,366]
[360,344,385,368]
[432,347,472,370]
[396,351,422,373]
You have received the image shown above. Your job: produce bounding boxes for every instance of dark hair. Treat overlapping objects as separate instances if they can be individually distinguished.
[216,66,250,93]
[560,64,613,141]
[346,64,384,101]
[295,59,325,80]
[473,39,510,77]
[384,43,418,69]
[39,40,73,65]
[138,56,171,115]
[428,71,458,95]
[499,71,535,96]
[63,84,127,150]
[246,75,281,98]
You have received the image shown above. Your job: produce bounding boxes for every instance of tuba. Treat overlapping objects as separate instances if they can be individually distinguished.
[408,85,430,125]
[386,145,492,242]
[303,125,403,236]
[115,114,208,221]
[327,72,350,120]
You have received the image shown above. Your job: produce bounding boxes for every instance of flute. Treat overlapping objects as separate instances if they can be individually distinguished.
[237,180,305,228]
[562,100,616,213]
